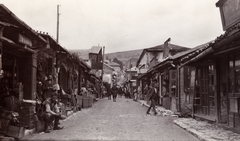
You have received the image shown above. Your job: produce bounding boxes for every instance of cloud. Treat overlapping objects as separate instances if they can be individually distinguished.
[1,0,224,53]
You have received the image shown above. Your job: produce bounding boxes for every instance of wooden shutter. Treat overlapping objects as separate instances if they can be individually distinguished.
[169,69,177,97]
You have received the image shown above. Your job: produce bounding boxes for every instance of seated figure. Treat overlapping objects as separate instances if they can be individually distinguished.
[42,92,64,133]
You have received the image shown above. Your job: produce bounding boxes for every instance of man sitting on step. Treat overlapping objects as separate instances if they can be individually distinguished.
[42,92,64,133]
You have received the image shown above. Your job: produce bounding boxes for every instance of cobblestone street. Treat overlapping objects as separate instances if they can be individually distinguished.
[21,97,199,141]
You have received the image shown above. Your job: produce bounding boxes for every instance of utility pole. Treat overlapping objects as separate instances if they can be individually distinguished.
[56,5,60,43]
[56,5,60,102]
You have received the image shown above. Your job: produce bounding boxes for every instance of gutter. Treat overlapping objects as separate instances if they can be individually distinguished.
[179,47,214,68]
[213,30,240,50]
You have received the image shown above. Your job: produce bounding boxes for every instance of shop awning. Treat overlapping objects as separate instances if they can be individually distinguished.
[2,36,36,53]
[180,47,214,67]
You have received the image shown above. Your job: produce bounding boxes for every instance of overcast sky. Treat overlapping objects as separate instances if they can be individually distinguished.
[1,0,223,53]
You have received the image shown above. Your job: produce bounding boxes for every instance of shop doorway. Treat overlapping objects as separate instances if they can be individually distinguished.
[194,62,217,121]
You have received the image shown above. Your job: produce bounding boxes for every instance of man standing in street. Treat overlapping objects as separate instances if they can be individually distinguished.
[106,83,111,100]
[146,79,158,115]
[111,84,118,102]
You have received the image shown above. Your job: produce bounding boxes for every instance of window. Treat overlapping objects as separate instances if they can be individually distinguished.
[228,56,234,93]
[235,56,240,93]
[169,70,177,97]
[228,54,240,94]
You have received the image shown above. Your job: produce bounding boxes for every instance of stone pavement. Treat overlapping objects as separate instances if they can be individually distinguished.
[138,100,240,141]
[174,118,240,141]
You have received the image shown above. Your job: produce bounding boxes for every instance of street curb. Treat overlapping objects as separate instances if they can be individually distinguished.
[174,120,209,141]
[137,100,150,107]
[137,100,209,141]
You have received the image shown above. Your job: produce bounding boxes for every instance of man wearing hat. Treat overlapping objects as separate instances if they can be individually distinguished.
[146,79,158,115]
[42,75,53,100]
[42,92,64,133]
[111,84,118,102]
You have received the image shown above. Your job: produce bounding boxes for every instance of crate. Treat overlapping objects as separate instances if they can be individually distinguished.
[89,97,93,107]
[82,97,89,108]
[6,125,25,139]
[76,95,83,108]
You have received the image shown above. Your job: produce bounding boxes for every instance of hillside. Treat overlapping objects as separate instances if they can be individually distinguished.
[105,49,142,63]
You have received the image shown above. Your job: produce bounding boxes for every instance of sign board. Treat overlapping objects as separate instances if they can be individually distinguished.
[217,0,240,30]
[18,34,32,46]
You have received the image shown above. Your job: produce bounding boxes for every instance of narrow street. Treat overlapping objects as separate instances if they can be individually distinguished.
[21,97,199,141]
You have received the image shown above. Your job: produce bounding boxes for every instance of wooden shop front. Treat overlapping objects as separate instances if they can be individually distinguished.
[180,0,240,132]
[0,11,46,141]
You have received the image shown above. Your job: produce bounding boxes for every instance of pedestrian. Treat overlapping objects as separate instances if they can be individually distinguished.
[42,92,64,133]
[133,89,137,101]
[106,83,111,100]
[111,84,118,102]
[146,79,158,115]
[143,84,149,100]
[138,85,142,100]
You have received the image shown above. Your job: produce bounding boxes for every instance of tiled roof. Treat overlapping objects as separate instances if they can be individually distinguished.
[0,4,46,44]
[69,49,89,60]
[109,62,121,67]
[136,43,190,66]
[180,22,240,65]
[171,41,212,60]
[90,46,102,54]
[104,63,114,71]
[147,43,189,51]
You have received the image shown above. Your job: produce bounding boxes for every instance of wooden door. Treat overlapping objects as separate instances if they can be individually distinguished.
[208,64,216,116]
[159,75,162,105]
[169,69,177,111]
[194,63,216,118]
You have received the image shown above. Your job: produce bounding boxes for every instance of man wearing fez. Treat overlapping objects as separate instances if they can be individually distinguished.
[42,92,64,133]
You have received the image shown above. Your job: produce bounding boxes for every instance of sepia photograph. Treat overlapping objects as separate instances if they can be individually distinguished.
[0,0,240,141]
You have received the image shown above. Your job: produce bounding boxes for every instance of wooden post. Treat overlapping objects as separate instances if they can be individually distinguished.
[56,5,60,43]
[101,46,105,98]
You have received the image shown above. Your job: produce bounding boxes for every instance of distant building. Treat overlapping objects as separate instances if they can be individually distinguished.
[136,43,189,74]
[70,46,103,78]
[103,63,114,75]
[125,67,139,95]
[125,58,138,69]
[109,62,121,72]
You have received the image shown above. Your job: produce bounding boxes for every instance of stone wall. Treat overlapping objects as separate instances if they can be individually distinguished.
[19,102,36,129]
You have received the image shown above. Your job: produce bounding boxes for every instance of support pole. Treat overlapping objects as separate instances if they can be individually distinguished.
[101,46,105,98]
[56,5,60,43]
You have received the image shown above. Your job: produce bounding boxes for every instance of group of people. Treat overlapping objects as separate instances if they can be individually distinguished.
[104,82,136,102]
[42,92,64,133]
[105,83,119,102]
[41,78,159,133]
[37,75,65,133]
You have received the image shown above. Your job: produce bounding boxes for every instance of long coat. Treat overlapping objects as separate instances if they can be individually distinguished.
[111,86,118,97]
[147,86,158,101]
